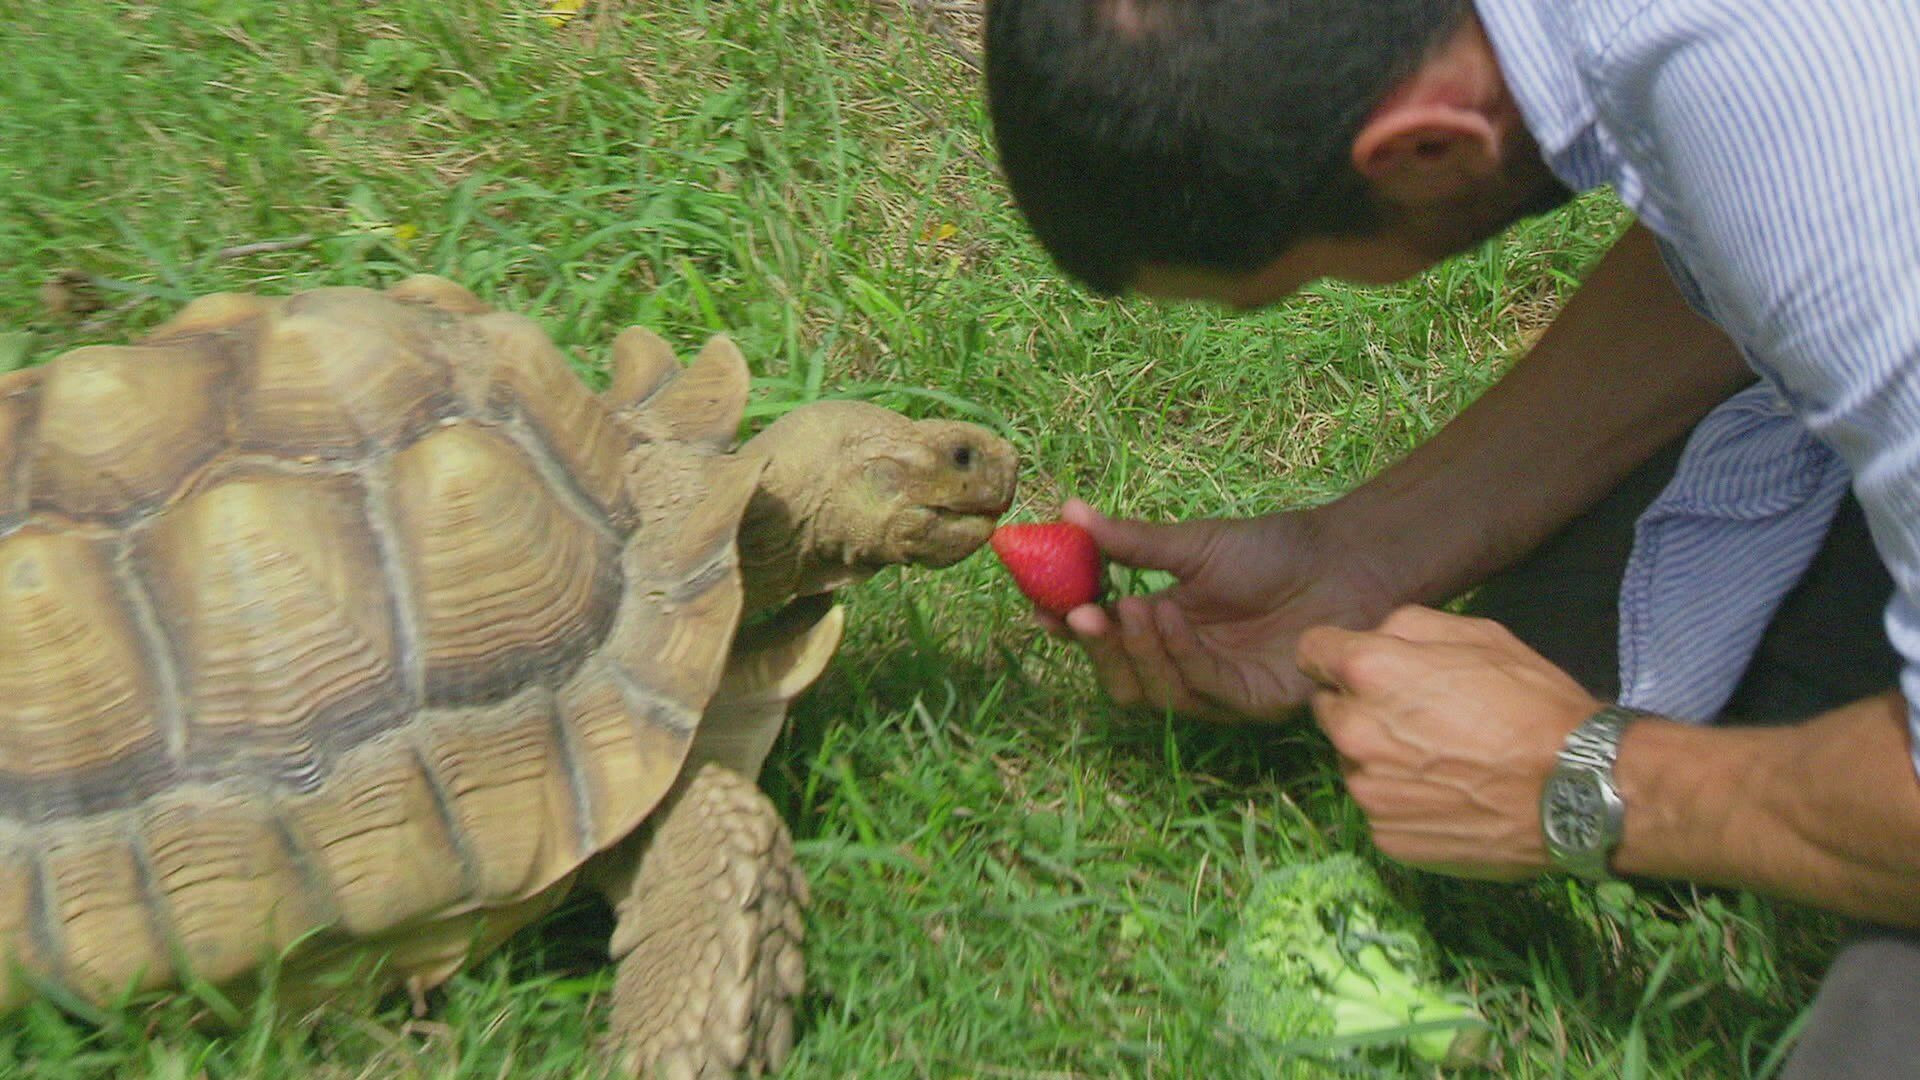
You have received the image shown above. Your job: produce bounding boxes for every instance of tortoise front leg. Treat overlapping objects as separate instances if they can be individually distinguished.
[597,762,808,1079]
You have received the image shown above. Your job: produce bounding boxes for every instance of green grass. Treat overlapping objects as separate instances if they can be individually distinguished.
[0,0,1844,1076]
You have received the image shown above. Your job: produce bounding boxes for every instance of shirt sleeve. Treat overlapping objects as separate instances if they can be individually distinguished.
[1594,0,1920,757]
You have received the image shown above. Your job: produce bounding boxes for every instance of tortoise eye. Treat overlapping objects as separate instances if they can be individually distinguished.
[951,444,974,468]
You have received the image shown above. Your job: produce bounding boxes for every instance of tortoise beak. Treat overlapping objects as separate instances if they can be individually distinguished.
[903,509,1001,568]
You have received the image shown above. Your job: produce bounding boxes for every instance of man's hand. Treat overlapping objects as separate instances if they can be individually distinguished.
[1295,605,1600,880]
[1033,498,1402,720]
[1030,227,1750,723]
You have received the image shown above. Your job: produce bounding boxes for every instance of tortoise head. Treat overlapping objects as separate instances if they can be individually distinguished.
[735,399,1017,613]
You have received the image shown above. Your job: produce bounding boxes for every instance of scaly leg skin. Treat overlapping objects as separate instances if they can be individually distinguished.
[601,763,808,1079]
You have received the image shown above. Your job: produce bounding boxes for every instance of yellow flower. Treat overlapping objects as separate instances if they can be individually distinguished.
[543,0,585,28]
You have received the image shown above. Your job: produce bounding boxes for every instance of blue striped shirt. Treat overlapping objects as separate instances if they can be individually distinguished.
[1474,0,1920,766]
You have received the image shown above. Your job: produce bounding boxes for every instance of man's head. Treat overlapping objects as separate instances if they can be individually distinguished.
[984,0,1570,304]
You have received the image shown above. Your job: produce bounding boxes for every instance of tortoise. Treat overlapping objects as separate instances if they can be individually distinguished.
[0,275,1018,1076]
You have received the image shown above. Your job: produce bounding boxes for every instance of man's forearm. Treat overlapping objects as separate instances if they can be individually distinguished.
[1614,693,1920,928]
[1328,222,1754,603]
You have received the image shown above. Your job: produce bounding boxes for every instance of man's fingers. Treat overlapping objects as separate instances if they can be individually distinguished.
[1055,596,1209,714]
[1112,596,1206,713]
[1294,624,1367,690]
[1152,601,1243,711]
[1308,685,1376,763]
[1297,622,1428,694]
[1033,608,1072,637]
[1061,601,1109,638]
[1066,607,1149,707]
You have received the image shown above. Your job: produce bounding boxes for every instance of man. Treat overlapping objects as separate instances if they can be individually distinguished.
[982,0,1920,1073]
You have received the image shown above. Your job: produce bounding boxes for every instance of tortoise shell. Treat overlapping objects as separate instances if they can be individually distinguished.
[0,276,765,1008]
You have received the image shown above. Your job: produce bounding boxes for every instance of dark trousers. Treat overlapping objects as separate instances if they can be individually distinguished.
[1460,435,1911,1078]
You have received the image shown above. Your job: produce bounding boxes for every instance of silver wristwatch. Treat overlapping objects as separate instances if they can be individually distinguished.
[1540,705,1647,881]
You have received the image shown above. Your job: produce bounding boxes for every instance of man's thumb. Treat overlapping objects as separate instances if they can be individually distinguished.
[1060,498,1209,578]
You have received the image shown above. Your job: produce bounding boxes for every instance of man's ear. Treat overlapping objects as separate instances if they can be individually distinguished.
[1352,102,1503,205]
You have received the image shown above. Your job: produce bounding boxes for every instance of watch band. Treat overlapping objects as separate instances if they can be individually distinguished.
[1561,706,1633,772]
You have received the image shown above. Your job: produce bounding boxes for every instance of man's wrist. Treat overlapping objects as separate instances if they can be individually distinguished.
[1607,713,1774,885]
[1309,486,1450,606]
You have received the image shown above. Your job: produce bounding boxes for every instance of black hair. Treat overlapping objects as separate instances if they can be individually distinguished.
[984,0,1472,293]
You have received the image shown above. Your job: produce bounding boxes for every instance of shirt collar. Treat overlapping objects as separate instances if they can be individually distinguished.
[1472,0,1614,193]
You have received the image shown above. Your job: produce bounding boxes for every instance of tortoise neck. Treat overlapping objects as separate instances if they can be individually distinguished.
[735,458,879,618]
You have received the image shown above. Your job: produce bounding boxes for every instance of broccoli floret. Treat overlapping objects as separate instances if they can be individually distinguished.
[1227,853,1487,1067]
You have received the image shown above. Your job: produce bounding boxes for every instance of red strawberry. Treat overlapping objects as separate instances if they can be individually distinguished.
[989,521,1106,617]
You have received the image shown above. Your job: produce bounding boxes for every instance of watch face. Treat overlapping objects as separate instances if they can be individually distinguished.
[1544,773,1604,850]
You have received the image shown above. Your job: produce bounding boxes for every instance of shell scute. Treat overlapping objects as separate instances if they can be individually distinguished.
[0,528,175,817]
[28,342,228,521]
[0,380,32,529]
[621,450,761,586]
[234,297,456,459]
[557,662,691,852]
[390,424,622,706]
[619,335,749,447]
[603,326,680,410]
[142,291,282,343]
[134,472,407,785]
[0,849,46,1011]
[413,691,584,903]
[469,311,634,524]
[139,790,332,986]
[596,452,760,728]
[278,744,468,936]
[601,557,744,733]
[41,823,167,998]
[384,275,491,315]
